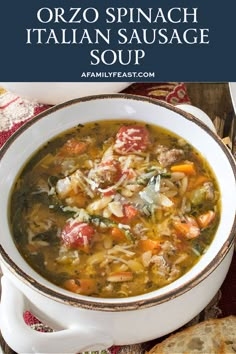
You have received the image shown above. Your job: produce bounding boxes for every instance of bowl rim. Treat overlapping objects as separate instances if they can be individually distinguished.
[0,93,236,312]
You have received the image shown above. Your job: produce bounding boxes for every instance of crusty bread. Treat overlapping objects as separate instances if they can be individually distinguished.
[148,316,236,354]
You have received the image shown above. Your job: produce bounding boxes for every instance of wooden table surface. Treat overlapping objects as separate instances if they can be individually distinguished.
[185,83,235,145]
[0,82,235,354]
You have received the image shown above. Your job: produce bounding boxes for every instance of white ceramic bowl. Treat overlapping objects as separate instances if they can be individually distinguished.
[0,94,235,354]
[229,82,236,113]
[0,82,131,105]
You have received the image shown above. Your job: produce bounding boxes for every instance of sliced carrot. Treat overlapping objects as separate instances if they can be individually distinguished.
[173,216,200,239]
[171,163,196,175]
[187,175,209,191]
[170,196,181,207]
[65,193,86,207]
[197,210,216,228]
[107,271,133,282]
[193,175,209,187]
[138,239,161,254]
[63,279,79,293]
[111,227,126,242]
[78,279,96,295]
[64,278,96,295]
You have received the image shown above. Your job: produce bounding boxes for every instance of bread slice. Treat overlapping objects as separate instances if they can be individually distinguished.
[148,316,236,354]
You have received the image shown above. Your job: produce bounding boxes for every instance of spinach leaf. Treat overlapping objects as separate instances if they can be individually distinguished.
[32,228,59,245]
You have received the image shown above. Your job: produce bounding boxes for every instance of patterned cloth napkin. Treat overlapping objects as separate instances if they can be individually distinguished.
[0,83,190,148]
[0,83,235,354]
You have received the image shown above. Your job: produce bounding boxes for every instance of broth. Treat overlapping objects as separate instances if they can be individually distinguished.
[10,120,220,298]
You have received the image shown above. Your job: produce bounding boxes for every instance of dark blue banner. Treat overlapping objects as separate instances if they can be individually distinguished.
[0,0,235,81]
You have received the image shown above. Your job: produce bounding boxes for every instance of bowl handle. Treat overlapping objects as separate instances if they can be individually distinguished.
[0,276,113,354]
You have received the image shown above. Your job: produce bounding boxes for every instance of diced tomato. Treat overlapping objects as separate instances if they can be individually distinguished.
[173,216,200,239]
[59,139,87,155]
[123,204,138,220]
[99,160,122,186]
[115,204,139,224]
[100,159,117,168]
[60,221,95,252]
[123,169,136,180]
[102,188,116,197]
[114,125,150,154]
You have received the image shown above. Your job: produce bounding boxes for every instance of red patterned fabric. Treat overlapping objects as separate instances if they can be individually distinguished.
[123,82,191,105]
[0,83,189,148]
[0,88,51,148]
[0,83,235,354]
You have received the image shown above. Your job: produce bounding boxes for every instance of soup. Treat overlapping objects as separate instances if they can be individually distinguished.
[10,120,220,298]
